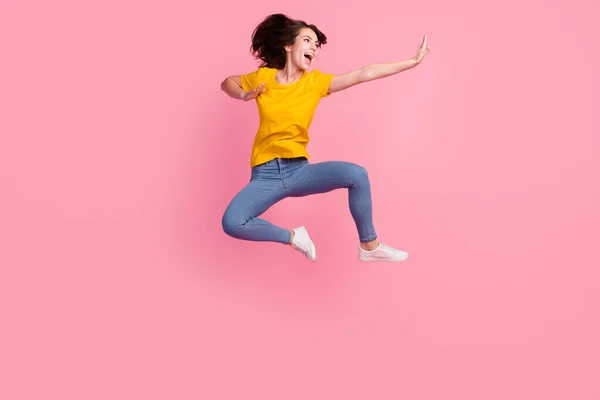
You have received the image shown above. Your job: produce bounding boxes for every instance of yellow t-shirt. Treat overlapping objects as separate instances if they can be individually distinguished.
[240,67,335,167]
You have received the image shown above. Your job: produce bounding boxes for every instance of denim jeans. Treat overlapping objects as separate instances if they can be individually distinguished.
[222,157,378,244]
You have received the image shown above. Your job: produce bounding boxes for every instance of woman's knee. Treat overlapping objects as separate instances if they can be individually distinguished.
[348,163,369,184]
[221,208,244,238]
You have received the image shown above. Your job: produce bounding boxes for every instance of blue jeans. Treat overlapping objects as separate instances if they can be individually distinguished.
[222,157,378,244]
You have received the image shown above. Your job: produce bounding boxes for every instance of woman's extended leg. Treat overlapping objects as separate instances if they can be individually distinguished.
[286,161,377,243]
[285,161,409,262]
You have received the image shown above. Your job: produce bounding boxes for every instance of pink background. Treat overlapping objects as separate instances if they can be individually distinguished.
[1,0,599,399]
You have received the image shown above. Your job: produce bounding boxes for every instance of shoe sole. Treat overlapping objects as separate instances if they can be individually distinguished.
[308,241,317,262]
[358,255,409,262]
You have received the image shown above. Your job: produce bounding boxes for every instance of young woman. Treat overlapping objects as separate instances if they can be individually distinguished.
[220,13,430,263]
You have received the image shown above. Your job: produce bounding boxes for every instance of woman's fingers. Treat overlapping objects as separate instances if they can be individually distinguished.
[418,35,430,59]
[253,84,266,98]
[244,83,266,101]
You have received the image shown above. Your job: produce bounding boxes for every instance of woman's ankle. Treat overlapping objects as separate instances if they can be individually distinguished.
[360,240,379,251]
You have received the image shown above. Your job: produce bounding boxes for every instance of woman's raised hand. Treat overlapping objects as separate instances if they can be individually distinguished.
[413,35,431,66]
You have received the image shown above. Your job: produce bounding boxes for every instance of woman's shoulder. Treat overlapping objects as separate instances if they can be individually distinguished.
[257,67,277,74]
[243,66,276,77]
[246,67,276,81]
[306,69,334,79]
[305,69,335,84]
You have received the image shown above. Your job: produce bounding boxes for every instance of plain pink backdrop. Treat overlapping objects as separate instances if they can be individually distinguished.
[1,0,599,399]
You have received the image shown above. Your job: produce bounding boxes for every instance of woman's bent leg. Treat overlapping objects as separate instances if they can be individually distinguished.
[221,178,290,244]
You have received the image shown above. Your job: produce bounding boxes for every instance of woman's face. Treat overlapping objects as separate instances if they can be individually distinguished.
[286,27,321,70]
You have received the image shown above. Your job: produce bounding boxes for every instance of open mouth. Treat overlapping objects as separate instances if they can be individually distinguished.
[304,53,314,62]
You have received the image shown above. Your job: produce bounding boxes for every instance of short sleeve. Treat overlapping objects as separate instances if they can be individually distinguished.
[240,69,259,92]
[310,70,335,97]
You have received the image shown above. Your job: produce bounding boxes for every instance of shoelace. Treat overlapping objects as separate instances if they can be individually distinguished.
[377,243,397,254]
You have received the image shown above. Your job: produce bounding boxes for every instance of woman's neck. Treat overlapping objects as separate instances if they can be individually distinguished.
[276,64,304,84]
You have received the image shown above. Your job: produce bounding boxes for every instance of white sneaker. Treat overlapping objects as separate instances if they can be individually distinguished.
[358,242,408,262]
[291,226,316,262]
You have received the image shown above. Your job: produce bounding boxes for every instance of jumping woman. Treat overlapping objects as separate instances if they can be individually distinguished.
[220,13,430,262]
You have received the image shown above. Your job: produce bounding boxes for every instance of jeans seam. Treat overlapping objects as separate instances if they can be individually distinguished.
[238,182,286,227]
[353,183,375,242]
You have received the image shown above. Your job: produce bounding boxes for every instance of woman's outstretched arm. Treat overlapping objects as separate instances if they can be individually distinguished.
[327,34,431,94]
